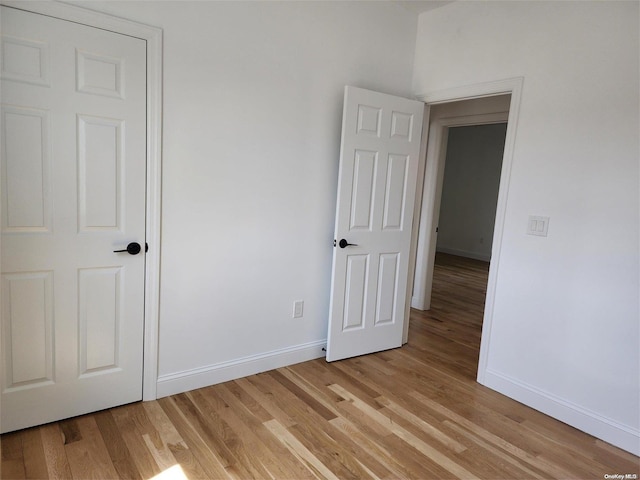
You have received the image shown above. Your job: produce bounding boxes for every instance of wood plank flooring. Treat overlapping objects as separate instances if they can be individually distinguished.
[2,253,638,479]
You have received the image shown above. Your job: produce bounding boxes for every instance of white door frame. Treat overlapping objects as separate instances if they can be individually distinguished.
[412,110,510,312]
[0,1,163,400]
[404,77,524,385]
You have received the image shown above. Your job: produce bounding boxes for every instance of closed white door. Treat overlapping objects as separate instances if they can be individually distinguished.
[1,6,147,433]
[326,87,424,362]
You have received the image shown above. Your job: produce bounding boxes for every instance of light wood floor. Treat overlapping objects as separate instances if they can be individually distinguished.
[2,253,638,479]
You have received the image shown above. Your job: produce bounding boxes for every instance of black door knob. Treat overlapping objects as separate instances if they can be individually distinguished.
[113,242,142,255]
[338,239,358,248]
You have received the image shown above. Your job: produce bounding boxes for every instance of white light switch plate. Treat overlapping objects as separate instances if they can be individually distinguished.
[527,215,549,236]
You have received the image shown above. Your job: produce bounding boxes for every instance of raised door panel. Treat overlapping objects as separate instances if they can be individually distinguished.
[1,106,51,233]
[390,111,414,141]
[76,49,124,99]
[1,272,54,389]
[349,150,377,231]
[382,154,409,231]
[342,254,369,331]
[356,105,382,137]
[0,35,50,86]
[77,115,122,231]
[374,253,400,325]
[78,268,122,375]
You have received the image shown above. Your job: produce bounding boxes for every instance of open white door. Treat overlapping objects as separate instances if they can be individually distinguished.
[326,86,424,362]
[1,6,146,432]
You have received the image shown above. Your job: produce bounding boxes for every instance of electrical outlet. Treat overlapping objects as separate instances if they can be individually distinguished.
[293,300,304,318]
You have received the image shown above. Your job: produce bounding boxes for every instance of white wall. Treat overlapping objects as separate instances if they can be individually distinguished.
[437,123,507,261]
[414,1,639,453]
[71,1,418,394]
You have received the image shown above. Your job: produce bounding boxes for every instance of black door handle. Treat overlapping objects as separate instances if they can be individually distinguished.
[113,242,142,255]
[338,239,358,248]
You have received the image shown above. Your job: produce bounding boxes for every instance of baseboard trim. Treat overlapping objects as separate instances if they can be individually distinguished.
[482,369,640,455]
[411,295,426,310]
[156,340,327,398]
[436,247,491,262]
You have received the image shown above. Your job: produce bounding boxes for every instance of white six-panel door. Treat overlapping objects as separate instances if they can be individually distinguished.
[0,6,146,432]
[326,87,424,362]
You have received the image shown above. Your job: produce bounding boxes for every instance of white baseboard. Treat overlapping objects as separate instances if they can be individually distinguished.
[482,369,640,456]
[411,295,425,310]
[436,247,491,262]
[156,340,327,398]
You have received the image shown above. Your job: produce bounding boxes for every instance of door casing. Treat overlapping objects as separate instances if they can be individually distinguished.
[405,77,524,386]
[0,1,163,400]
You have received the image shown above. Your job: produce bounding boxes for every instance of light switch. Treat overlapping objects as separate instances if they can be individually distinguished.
[527,216,549,237]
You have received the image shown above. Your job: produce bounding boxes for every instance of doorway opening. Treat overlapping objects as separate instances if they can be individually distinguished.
[406,83,521,384]
[415,116,508,376]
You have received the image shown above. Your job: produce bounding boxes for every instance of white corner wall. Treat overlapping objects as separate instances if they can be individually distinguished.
[414,1,639,454]
[71,1,418,395]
